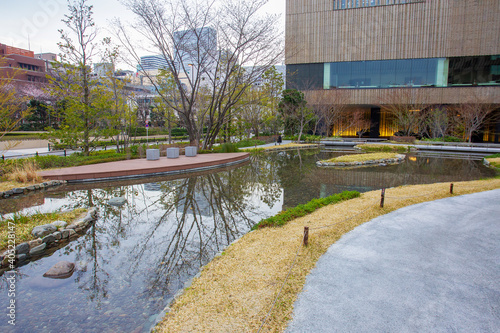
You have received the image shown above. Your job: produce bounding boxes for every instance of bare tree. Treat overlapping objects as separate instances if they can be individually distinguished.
[380,87,428,137]
[425,106,450,139]
[352,110,372,138]
[304,89,349,137]
[453,94,498,143]
[116,0,283,149]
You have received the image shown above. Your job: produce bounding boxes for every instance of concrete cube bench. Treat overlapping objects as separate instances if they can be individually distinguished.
[167,147,180,159]
[146,149,160,160]
[185,146,198,157]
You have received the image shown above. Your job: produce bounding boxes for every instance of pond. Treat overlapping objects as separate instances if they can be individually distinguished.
[0,149,495,332]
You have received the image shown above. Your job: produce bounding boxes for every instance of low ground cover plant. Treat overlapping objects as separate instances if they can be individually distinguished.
[252,191,360,229]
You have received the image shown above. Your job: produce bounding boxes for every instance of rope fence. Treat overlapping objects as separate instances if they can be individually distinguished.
[258,182,494,331]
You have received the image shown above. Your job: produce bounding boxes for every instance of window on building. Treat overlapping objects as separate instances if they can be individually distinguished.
[333,0,423,10]
[289,56,500,90]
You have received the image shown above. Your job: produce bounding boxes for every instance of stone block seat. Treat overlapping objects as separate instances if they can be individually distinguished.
[146,149,160,160]
[167,147,180,159]
[185,146,198,157]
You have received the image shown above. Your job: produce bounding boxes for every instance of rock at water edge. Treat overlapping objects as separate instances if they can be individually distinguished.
[32,224,57,238]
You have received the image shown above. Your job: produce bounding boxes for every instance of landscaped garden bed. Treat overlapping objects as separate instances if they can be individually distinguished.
[317,152,406,167]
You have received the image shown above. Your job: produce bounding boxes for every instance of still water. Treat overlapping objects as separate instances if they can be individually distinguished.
[0,149,495,332]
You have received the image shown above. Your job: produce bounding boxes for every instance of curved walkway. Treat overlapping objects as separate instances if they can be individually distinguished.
[39,152,249,183]
[287,189,500,333]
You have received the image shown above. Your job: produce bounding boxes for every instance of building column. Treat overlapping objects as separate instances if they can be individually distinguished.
[370,107,380,138]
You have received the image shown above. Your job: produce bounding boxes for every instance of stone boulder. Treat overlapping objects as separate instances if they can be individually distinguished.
[32,224,57,238]
[43,261,75,279]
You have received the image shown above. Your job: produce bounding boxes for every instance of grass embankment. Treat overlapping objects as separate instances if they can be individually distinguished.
[486,153,500,169]
[355,143,410,153]
[154,178,500,333]
[0,208,87,251]
[323,152,399,164]
[252,191,360,230]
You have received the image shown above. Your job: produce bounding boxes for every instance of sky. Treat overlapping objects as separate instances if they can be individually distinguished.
[0,0,285,68]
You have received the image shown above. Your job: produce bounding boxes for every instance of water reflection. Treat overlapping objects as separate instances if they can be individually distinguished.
[0,149,495,332]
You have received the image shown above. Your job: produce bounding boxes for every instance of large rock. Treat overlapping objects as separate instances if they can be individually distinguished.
[32,224,57,238]
[15,243,30,255]
[29,243,46,256]
[12,188,25,194]
[61,229,70,239]
[42,235,56,244]
[43,261,75,279]
[108,197,127,207]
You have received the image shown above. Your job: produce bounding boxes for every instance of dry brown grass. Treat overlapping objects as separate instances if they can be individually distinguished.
[6,160,42,184]
[486,157,500,168]
[155,178,500,333]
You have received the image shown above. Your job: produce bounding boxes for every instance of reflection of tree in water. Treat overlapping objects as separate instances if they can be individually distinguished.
[54,183,153,306]
[131,170,264,300]
[50,165,277,303]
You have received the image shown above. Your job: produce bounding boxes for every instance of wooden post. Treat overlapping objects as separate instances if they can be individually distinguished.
[380,188,386,208]
[450,183,454,194]
[303,227,309,246]
[64,149,67,157]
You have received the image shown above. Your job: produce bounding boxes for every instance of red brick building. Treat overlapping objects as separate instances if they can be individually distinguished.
[0,43,47,83]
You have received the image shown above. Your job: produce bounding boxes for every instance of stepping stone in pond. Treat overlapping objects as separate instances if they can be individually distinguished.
[108,197,127,207]
[43,261,75,279]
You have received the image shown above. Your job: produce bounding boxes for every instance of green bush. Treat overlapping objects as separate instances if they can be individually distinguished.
[421,136,462,143]
[252,191,360,230]
[215,143,239,153]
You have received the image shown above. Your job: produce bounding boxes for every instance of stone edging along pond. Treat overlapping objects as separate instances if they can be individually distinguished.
[316,154,406,167]
[0,208,98,270]
[0,180,66,199]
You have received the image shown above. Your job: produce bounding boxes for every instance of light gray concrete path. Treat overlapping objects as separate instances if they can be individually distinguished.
[287,189,500,333]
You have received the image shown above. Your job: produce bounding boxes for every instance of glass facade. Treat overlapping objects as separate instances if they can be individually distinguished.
[287,55,500,90]
[448,55,500,86]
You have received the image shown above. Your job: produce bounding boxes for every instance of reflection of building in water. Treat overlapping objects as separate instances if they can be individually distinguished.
[0,193,46,215]
[176,190,214,217]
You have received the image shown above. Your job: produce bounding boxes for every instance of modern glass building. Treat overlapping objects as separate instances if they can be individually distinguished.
[286,0,500,141]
